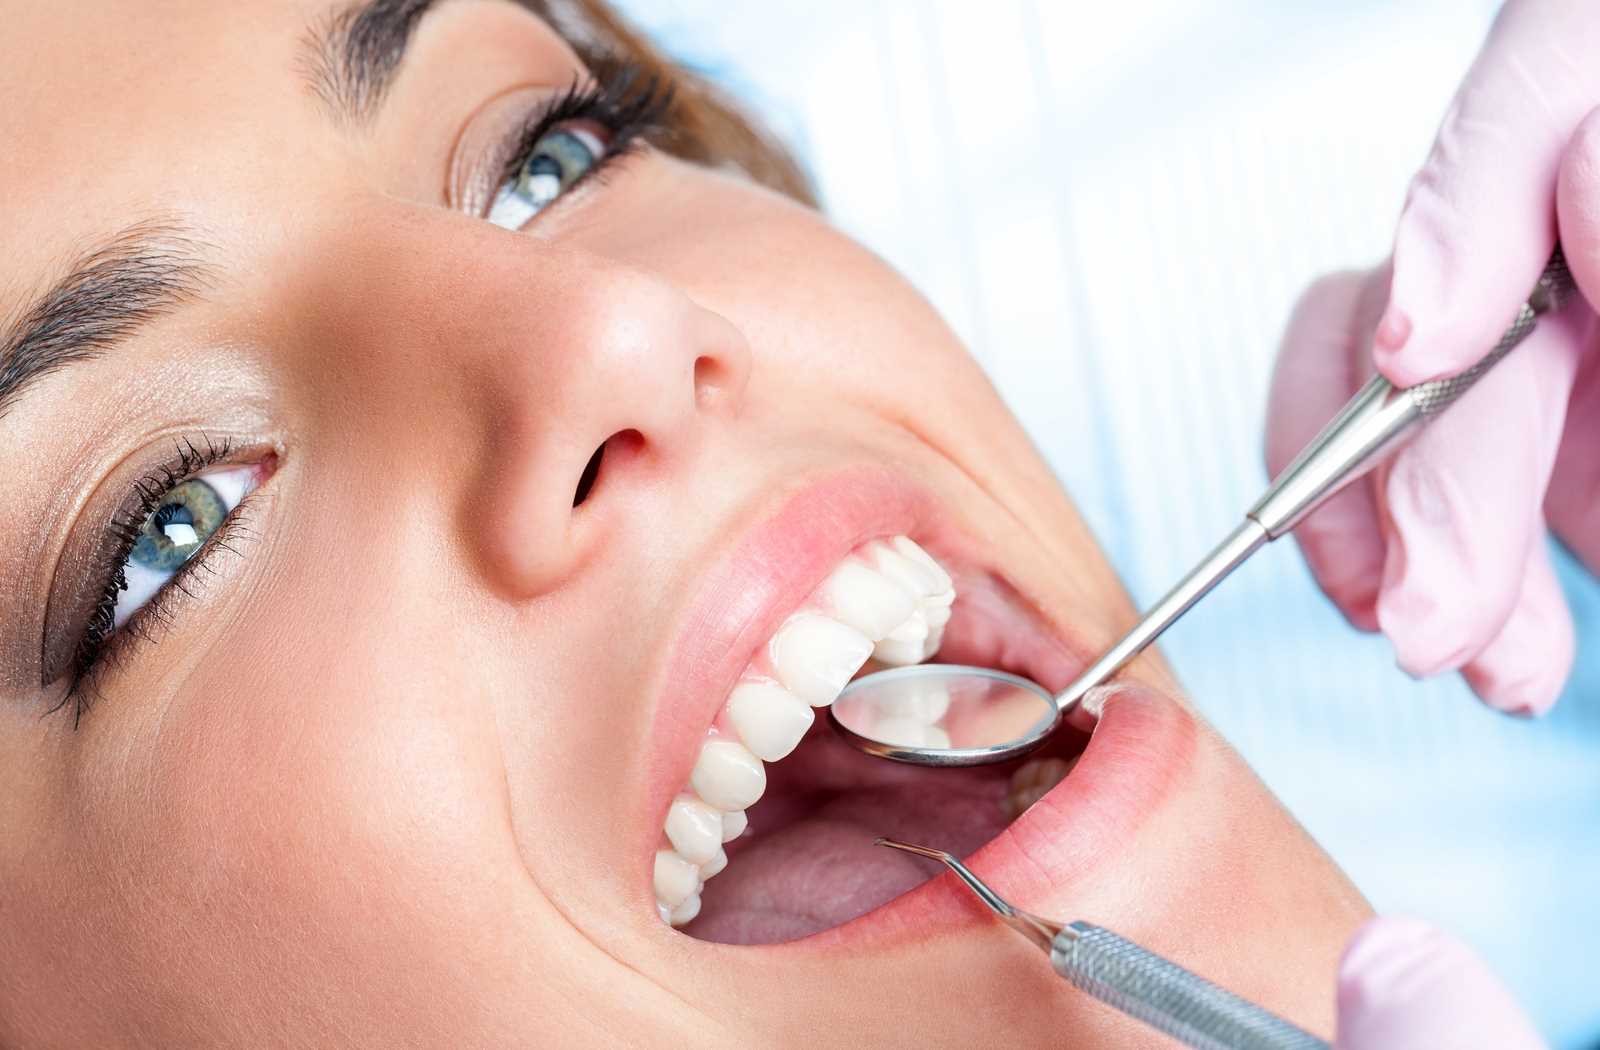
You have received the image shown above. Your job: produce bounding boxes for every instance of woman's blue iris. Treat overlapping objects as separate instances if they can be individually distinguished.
[515,129,600,207]
[131,479,226,572]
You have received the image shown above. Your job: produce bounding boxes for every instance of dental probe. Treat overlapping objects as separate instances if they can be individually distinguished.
[875,839,1330,1050]
[1052,247,1575,712]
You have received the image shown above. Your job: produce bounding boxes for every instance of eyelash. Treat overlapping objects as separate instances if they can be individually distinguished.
[55,435,258,726]
[495,58,674,208]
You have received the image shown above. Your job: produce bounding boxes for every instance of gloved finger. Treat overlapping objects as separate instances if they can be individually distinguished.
[1557,105,1600,325]
[1335,916,1546,1050]
[1546,107,1600,573]
[1461,533,1576,715]
[1545,331,1600,573]
[1267,268,1389,630]
[1373,0,1600,386]
[1373,306,1585,678]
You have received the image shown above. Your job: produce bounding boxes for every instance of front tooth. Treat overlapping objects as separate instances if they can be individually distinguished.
[921,601,951,661]
[657,902,673,924]
[669,892,702,926]
[873,606,930,666]
[725,680,815,761]
[654,849,700,908]
[664,795,724,864]
[721,810,748,842]
[892,536,953,592]
[882,608,929,643]
[700,848,728,879]
[817,557,917,640]
[863,539,942,597]
[689,738,766,811]
[769,613,873,706]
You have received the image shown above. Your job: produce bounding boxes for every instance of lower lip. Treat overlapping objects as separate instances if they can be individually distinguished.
[746,682,1196,954]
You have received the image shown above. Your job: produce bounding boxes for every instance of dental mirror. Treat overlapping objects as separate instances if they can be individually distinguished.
[827,665,1063,766]
[830,252,1574,769]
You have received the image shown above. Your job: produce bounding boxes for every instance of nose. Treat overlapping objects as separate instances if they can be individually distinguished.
[466,244,752,599]
[329,213,752,602]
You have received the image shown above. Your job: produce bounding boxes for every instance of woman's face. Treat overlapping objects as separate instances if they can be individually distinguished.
[0,1,1368,1044]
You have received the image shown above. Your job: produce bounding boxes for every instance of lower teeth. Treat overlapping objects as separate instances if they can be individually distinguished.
[1002,755,1076,820]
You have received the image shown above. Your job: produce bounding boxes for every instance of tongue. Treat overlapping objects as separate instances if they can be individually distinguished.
[683,734,1013,945]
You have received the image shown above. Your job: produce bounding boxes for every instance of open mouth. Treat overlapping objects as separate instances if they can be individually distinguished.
[651,534,1092,945]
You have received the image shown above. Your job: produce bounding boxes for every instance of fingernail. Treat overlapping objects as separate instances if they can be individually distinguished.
[1464,667,1557,718]
[1373,304,1412,353]
[1325,575,1381,633]
[1344,599,1380,634]
[1461,632,1569,719]
[1372,303,1456,385]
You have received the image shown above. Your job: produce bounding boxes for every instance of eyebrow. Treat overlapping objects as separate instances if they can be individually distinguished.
[0,2,442,421]
[300,0,447,126]
[0,220,212,423]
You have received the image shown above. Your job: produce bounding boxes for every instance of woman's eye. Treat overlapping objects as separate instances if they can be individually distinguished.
[113,465,257,629]
[487,124,607,230]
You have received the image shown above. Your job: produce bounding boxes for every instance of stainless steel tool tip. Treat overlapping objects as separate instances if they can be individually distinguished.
[874,837,1060,951]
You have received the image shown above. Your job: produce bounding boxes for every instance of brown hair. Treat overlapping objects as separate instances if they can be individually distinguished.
[516,0,818,209]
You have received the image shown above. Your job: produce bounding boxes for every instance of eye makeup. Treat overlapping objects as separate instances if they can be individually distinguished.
[39,435,277,724]
[454,58,674,222]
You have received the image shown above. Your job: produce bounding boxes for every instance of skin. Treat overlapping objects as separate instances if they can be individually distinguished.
[0,1,1370,1045]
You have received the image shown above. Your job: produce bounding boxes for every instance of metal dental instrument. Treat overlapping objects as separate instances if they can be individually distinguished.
[875,838,1330,1050]
[831,249,1575,766]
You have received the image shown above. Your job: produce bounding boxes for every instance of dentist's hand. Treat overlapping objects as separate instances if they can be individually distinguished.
[1335,916,1545,1049]
[1268,0,1600,713]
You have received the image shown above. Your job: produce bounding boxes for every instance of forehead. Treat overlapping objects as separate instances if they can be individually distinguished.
[0,0,330,280]
[0,0,320,139]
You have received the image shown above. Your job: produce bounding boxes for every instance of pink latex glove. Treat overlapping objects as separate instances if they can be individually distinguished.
[1335,916,1545,1049]
[1268,0,1600,714]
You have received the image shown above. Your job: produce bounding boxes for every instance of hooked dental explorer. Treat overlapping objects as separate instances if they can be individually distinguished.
[831,249,1575,766]
[875,838,1330,1050]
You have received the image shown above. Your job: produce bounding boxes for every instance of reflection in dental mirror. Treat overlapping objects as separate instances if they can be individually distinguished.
[828,665,1060,766]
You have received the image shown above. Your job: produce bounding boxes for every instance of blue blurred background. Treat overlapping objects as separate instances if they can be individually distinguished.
[616,2,1600,1044]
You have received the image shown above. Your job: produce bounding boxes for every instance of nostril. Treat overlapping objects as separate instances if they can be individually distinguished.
[694,353,742,408]
[573,444,605,507]
[572,430,643,507]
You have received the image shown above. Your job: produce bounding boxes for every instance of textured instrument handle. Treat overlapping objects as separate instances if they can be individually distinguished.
[1409,248,1575,417]
[1052,924,1330,1050]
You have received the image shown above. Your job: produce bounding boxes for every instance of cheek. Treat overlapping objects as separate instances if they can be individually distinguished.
[1082,735,1367,1031]
[58,585,523,1015]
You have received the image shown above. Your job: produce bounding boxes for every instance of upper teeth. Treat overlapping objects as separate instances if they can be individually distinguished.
[653,535,955,926]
